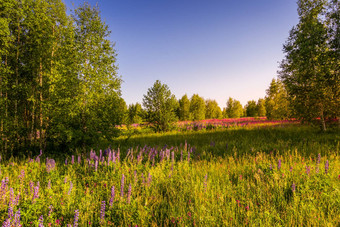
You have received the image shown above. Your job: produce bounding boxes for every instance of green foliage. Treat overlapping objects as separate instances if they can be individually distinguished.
[127,103,144,125]
[279,0,339,130]
[178,94,190,121]
[245,100,258,117]
[265,79,290,120]
[223,97,244,118]
[205,99,222,119]
[189,94,206,120]
[0,1,124,153]
[143,80,178,132]
[256,98,266,117]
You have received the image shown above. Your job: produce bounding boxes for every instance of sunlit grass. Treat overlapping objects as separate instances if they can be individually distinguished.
[0,126,339,226]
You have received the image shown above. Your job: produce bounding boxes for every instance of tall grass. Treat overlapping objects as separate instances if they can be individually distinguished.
[0,126,339,226]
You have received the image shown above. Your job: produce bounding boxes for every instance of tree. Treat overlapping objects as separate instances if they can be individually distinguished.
[256,98,266,117]
[189,94,205,120]
[245,100,258,117]
[265,79,290,120]
[223,97,243,118]
[278,0,339,130]
[143,80,178,132]
[178,94,190,121]
[205,99,222,119]
[127,103,144,125]
[72,2,122,147]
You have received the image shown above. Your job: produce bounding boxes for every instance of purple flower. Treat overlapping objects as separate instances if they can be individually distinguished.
[127,184,132,204]
[46,158,56,173]
[71,156,75,165]
[100,201,106,220]
[317,153,321,165]
[48,180,51,189]
[2,219,10,227]
[38,215,44,227]
[292,183,296,192]
[33,182,40,202]
[109,186,115,207]
[65,158,68,165]
[120,174,125,197]
[73,209,79,227]
[95,160,98,172]
[8,203,13,219]
[147,173,152,185]
[48,205,53,217]
[306,166,310,175]
[325,160,329,174]
[13,209,21,226]
[78,156,81,164]
[68,181,73,195]
[277,159,281,170]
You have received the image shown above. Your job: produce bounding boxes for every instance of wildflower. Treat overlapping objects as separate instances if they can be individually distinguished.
[48,205,53,217]
[289,166,293,172]
[68,181,73,195]
[65,158,67,165]
[127,184,132,204]
[292,183,296,192]
[277,159,281,170]
[245,205,249,211]
[109,186,115,207]
[73,210,79,227]
[100,201,106,220]
[317,153,321,165]
[147,173,152,185]
[95,160,98,172]
[38,215,44,227]
[48,180,51,189]
[78,156,81,164]
[325,160,329,174]
[13,209,21,226]
[71,156,74,165]
[120,174,125,197]
[46,159,56,173]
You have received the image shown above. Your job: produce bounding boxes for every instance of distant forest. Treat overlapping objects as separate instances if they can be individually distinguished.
[0,0,339,154]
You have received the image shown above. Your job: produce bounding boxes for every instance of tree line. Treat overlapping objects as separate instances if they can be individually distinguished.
[0,0,338,154]
[127,78,289,132]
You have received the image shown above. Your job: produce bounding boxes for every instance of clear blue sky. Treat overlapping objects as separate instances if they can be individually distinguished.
[63,0,299,107]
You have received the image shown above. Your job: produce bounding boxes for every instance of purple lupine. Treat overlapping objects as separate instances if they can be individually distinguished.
[306,166,310,175]
[120,174,125,197]
[180,149,183,161]
[147,173,152,185]
[46,159,56,173]
[292,183,296,192]
[68,181,73,195]
[289,166,293,172]
[33,182,40,202]
[325,160,329,174]
[317,153,321,165]
[38,215,44,227]
[14,194,19,206]
[269,164,272,170]
[64,177,67,184]
[8,203,13,219]
[48,205,53,217]
[65,158,68,165]
[100,201,106,220]
[187,149,190,163]
[9,188,15,206]
[171,151,174,163]
[73,209,79,227]
[13,209,21,226]
[48,180,51,189]
[204,174,208,192]
[109,186,115,207]
[71,156,75,165]
[277,159,281,170]
[78,156,81,164]
[29,181,34,194]
[134,171,138,184]
[127,184,132,204]
[2,219,10,227]
[95,160,98,172]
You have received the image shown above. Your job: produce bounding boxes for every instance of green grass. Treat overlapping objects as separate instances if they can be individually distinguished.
[0,125,339,226]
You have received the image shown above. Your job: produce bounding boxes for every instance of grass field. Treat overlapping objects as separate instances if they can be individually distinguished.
[1,125,339,226]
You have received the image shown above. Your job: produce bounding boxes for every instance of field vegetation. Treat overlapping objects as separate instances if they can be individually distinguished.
[1,125,339,226]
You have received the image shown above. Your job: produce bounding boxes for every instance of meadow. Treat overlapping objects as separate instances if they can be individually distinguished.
[1,123,339,226]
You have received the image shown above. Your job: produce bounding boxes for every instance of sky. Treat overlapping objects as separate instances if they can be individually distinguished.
[63,0,299,108]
